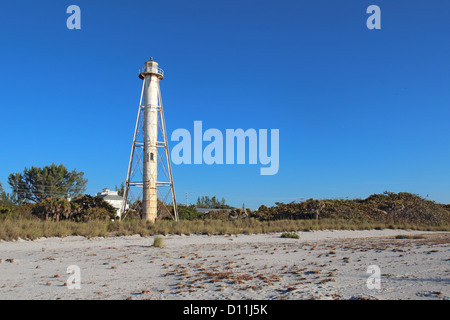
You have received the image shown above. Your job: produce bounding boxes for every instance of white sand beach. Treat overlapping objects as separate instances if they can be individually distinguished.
[0,229,449,300]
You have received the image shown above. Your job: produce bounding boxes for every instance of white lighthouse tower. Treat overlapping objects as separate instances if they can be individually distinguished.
[122,58,178,222]
[141,57,160,222]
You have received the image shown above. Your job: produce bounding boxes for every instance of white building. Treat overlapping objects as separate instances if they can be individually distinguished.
[96,188,127,217]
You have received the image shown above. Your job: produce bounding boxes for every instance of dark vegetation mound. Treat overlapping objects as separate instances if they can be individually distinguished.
[252,192,450,225]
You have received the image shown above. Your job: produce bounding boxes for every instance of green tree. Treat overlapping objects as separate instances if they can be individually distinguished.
[8,163,87,204]
[195,195,232,209]
[0,182,9,201]
[115,182,125,197]
[7,173,27,204]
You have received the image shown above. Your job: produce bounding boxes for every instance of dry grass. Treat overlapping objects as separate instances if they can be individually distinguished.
[153,236,164,248]
[0,217,449,241]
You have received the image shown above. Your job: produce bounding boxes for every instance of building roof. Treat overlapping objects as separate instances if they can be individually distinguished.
[196,208,231,213]
[96,188,123,201]
[100,194,123,201]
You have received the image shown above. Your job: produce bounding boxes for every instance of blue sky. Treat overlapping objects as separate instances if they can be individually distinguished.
[0,0,449,209]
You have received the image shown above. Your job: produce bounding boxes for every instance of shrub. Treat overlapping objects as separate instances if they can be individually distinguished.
[31,195,117,222]
[395,234,426,240]
[72,195,117,221]
[32,198,76,221]
[0,200,17,219]
[252,192,450,225]
[177,205,204,220]
[153,236,164,248]
[79,207,114,222]
[281,232,300,239]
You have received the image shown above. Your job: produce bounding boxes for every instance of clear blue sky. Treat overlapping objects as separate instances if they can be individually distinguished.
[0,0,449,209]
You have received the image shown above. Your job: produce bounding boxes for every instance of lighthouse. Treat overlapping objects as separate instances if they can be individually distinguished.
[122,58,178,223]
[140,58,162,222]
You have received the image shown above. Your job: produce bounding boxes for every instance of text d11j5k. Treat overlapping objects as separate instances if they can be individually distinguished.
[183,304,268,317]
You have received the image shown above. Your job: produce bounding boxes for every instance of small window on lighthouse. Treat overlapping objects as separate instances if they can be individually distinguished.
[150,153,154,161]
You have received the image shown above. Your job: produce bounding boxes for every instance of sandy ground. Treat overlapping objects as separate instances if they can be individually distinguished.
[0,229,449,300]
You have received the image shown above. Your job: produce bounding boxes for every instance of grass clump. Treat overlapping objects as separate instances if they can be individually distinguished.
[280,232,300,239]
[153,236,164,248]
